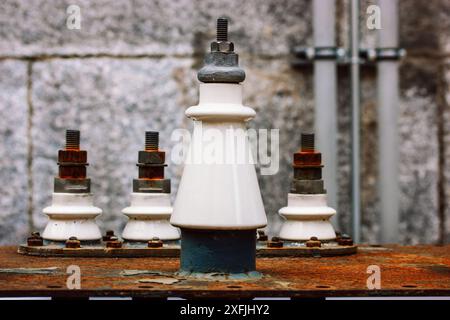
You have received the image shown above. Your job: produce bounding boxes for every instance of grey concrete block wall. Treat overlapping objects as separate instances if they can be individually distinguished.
[0,0,449,244]
[0,60,29,244]
[0,0,310,57]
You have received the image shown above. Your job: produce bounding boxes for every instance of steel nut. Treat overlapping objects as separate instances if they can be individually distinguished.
[211,41,234,53]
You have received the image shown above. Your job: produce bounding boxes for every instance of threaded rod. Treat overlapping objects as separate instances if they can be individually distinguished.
[217,17,228,42]
[145,131,159,151]
[301,133,315,152]
[66,130,80,150]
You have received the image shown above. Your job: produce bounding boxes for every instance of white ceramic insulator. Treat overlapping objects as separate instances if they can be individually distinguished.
[122,193,180,241]
[278,194,337,240]
[42,193,102,241]
[171,83,267,230]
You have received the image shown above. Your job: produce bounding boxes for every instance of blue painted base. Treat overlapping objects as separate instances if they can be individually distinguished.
[180,228,256,274]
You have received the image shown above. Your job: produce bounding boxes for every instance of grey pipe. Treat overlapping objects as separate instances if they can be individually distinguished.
[350,0,361,243]
[378,0,400,243]
[313,0,338,211]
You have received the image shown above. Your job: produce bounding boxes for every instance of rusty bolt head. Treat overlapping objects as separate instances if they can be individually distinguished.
[148,237,163,248]
[337,235,353,246]
[267,237,283,248]
[211,41,234,53]
[306,236,322,248]
[257,230,268,241]
[27,232,43,246]
[106,236,123,248]
[65,237,81,249]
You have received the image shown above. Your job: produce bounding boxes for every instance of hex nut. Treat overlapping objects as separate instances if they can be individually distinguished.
[267,237,283,248]
[27,232,44,247]
[337,236,353,246]
[306,237,322,248]
[66,237,81,249]
[106,236,123,248]
[138,151,165,164]
[211,41,234,53]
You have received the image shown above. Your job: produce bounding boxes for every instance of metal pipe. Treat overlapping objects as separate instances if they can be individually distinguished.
[378,0,399,243]
[350,0,361,243]
[313,0,338,210]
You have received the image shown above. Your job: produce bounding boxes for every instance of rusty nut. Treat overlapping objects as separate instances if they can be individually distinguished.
[267,237,283,248]
[148,237,163,248]
[106,236,122,248]
[293,152,322,165]
[337,235,353,246]
[65,236,81,249]
[138,151,165,164]
[27,232,44,247]
[306,236,322,248]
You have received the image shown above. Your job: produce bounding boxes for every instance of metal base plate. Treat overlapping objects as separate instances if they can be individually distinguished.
[18,242,357,258]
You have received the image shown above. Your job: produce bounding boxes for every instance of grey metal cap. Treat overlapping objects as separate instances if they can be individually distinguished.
[197,17,245,84]
[54,177,91,193]
[133,179,171,193]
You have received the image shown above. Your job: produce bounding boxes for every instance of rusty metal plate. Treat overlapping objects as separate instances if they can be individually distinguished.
[17,243,357,258]
[1,245,449,298]
[17,244,180,258]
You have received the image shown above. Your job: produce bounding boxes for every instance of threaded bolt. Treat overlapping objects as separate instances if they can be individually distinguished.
[145,131,159,151]
[66,129,80,150]
[301,133,315,152]
[216,17,228,42]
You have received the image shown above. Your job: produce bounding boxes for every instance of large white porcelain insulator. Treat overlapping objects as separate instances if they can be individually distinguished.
[170,83,267,231]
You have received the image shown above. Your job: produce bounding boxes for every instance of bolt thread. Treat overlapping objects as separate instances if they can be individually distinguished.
[145,131,159,151]
[216,17,228,42]
[301,133,315,152]
[65,130,80,150]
